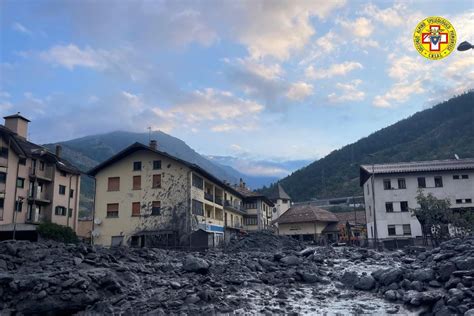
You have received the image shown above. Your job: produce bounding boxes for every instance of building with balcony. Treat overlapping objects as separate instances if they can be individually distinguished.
[0,113,81,240]
[360,159,474,247]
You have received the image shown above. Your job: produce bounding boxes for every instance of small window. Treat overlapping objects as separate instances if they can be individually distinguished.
[245,216,258,225]
[0,147,8,158]
[0,198,4,208]
[16,177,25,188]
[403,224,411,236]
[462,175,469,179]
[400,201,409,212]
[369,205,372,216]
[60,171,67,177]
[107,203,119,218]
[456,199,463,204]
[133,161,142,171]
[0,172,6,183]
[151,201,161,216]
[152,174,161,188]
[466,199,472,204]
[388,225,396,236]
[54,206,67,216]
[107,177,120,191]
[192,174,203,189]
[69,189,74,198]
[434,176,443,188]
[192,199,204,216]
[397,178,406,189]
[19,158,26,165]
[383,179,391,190]
[453,175,460,180]
[417,177,426,188]
[153,160,161,170]
[68,208,73,218]
[16,200,23,212]
[59,185,66,195]
[132,202,141,217]
[39,161,45,171]
[133,175,141,190]
[385,202,394,213]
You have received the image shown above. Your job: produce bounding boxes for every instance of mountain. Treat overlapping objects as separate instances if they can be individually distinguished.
[206,155,311,189]
[259,92,474,202]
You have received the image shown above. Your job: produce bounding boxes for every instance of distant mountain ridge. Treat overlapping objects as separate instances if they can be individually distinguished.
[259,92,474,201]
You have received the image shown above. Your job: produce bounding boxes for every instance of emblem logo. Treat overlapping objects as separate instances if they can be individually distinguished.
[413,16,456,60]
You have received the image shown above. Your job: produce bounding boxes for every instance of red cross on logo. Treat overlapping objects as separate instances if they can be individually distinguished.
[422,25,448,52]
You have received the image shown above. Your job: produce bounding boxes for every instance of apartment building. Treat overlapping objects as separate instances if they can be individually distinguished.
[88,142,266,248]
[233,180,274,231]
[0,113,81,240]
[360,159,474,246]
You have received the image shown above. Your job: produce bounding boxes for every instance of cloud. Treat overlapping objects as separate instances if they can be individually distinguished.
[39,44,116,70]
[328,79,365,103]
[338,17,373,38]
[361,3,405,27]
[286,82,314,100]
[12,22,32,35]
[306,61,363,79]
[373,80,425,108]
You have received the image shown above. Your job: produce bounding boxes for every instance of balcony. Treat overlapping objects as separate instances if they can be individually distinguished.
[224,200,246,214]
[204,192,214,202]
[28,189,51,204]
[29,166,53,182]
[26,207,47,224]
[215,196,223,205]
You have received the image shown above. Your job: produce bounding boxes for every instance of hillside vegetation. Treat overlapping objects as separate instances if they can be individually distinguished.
[260,92,474,201]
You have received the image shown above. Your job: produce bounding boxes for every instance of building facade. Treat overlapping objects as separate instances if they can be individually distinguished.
[0,113,81,239]
[269,183,291,222]
[88,142,272,247]
[360,159,474,246]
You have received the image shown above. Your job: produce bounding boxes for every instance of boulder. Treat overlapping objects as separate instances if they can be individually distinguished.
[455,257,474,271]
[182,256,209,274]
[438,262,456,282]
[379,268,404,286]
[413,268,434,282]
[384,290,397,301]
[340,271,359,287]
[280,256,302,266]
[354,275,375,290]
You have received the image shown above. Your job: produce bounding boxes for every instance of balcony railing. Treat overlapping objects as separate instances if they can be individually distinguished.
[224,200,245,213]
[28,189,51,203]
[204,192,214,202]
[29,167,53,181]
[215,196,223,205]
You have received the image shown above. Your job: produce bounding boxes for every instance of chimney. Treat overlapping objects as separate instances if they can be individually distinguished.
[239,178,243,188]
[149,139,158,150]
[55,145,62,158]
[4,112,30,139]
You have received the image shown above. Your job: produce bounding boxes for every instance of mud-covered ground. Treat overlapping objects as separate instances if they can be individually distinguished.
[0,232,472,315]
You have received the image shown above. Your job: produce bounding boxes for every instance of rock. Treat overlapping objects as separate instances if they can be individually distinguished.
[438,262,456,282]
[403,290,421,306]
[379,268,404,286]
[183,256,209,274]
[413,268,434,282]
[464,309,474,316]
[341,271,359,287]
[354,275,375,290]
[384,290,397,301]
[386,306,400,314]
[445,277,461,289]
[185,295,200,304]
[298,247,316,257]
[169,281,181,289]
[455,257,474,271]
[297,272,320,284]
[280,256,302,266]
[73,257,83,266]
[410,280,423,292]
[37,290,47,299]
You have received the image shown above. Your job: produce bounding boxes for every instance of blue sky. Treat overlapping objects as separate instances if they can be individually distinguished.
[1,0,473,163]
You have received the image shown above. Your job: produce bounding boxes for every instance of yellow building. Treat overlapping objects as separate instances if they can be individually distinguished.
[0,113,81,240]
[88,141,252,248]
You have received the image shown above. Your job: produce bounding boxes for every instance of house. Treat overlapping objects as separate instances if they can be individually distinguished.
[0,113,81,240]
[232,180,274,231]
[322,210,367,244]
[360,159,474,247]
[87,141,273,248]
[268,183,291,222]
[275,203,338,242]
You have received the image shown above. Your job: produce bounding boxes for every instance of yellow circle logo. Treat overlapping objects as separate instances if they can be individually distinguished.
[413,16,456,60]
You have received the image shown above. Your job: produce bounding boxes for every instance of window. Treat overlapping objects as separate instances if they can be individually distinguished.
[245,216,258,225]
[192,199,203,216]
[133,175,141,190]
[462,175,469,179]
[153,160,161,170]
[16,177,25,188]
[397,178,406,189]
[192,174,203,189]
[132,202,141,217]
[16,200,23,212]
[111,236,124,247]
[107,203,119,218]
[385,202,394,213]
[400,201,409,212]
[60,171,67,177]
[133,161,142,171]
[466,199,472,204]
[434,176,443,188]
[369,205,372,216]
[151,201,161,216]
[55,206,67,216]
[39,161,45,171]
[403,224,411,236]
[69,189,74,198]
[417,177,426,188]
[453,175,460,180]
[152,174,161,188]
[456,199,463,204]
[0,198,4,220]
[68,208,73,218]
[108,177,120,191]
[0,172,6,183]
[383,179,392,190]
[59,185,66,195]
[0,147,8,158]
[19,158,26,165]
[282,199,288,204]
[388,225,396,236]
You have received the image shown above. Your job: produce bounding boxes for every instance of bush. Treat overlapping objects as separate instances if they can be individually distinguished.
[37,222,79,243]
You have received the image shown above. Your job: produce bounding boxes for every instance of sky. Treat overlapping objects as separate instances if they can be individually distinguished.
[1,0,473,163]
